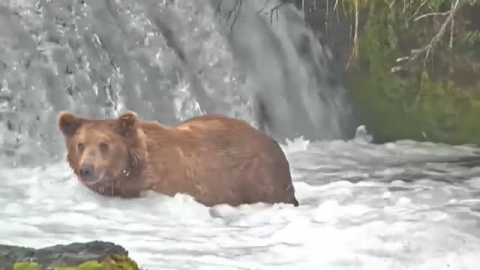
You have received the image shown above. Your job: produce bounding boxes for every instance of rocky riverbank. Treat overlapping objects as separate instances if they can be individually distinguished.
[0,241,139,270]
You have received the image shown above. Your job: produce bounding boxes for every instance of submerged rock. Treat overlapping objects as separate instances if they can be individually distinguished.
[0,241,139,270]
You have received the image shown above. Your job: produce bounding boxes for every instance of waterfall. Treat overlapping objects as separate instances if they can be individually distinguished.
[213,0,351,141]
[0,0,351,167]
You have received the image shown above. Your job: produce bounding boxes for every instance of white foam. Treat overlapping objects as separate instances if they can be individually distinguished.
[1,138,480,269]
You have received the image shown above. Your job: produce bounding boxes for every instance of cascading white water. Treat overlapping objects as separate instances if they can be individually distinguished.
[0,0,352,167]
[213,0,351,141]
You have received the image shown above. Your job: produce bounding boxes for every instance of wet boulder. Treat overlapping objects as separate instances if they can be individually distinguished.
[0,241,139,270]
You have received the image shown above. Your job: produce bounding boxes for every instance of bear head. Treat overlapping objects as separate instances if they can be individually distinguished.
[58,111,147,192]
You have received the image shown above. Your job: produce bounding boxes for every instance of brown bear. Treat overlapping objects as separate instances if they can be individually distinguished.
[57,111,299,207]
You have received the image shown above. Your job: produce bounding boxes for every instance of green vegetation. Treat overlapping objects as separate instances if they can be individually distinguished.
[13,262,40,270]
[13,255,139,270]
[342,0,480,144]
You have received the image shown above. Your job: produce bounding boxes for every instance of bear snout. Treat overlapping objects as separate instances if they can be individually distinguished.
[79,163,96,181]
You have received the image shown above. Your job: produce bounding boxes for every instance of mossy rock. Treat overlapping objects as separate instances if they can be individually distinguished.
[0,241,140,270]
[13,254,139,270]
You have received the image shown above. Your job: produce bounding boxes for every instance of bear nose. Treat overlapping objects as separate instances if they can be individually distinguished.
[79,163,95,180]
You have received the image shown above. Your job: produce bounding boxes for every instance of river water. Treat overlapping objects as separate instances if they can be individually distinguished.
[2,134,480,270]
[2,0,480,269]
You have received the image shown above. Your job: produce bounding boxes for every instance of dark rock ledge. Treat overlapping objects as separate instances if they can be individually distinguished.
[0,241,140,270]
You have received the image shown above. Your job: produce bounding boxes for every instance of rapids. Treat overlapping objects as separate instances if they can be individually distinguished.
[2,134,480,269]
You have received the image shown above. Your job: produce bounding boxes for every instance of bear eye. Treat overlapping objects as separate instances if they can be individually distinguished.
[77,143,85,152]
[99,142,109,153]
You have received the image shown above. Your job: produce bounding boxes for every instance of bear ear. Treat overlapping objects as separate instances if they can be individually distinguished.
[117,111,138,137]
[58,111,82,137]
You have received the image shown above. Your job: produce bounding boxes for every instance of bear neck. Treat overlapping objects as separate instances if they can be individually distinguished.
[122,147,146,180]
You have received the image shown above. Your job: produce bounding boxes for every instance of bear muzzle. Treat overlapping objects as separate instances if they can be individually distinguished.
[78,163,101,184]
